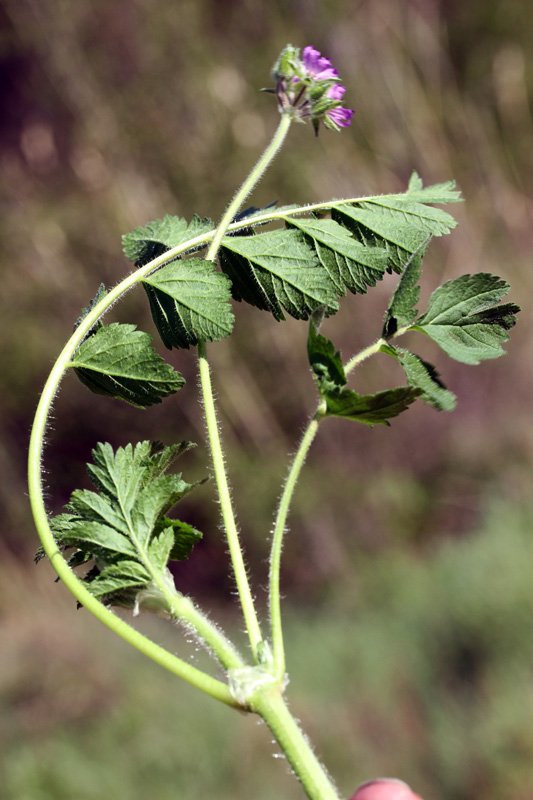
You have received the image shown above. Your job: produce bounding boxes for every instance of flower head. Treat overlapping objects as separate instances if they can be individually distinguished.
[270,44,353,134]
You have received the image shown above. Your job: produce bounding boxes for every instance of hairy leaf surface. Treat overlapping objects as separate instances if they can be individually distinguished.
[382,246,426,337]
[415,273,520,364]
[220,228,339,320]
[49,441,203,608]
[71,323,184,407]
[122,214,212,264]
[142,258,234,349]
[284,217,389,295]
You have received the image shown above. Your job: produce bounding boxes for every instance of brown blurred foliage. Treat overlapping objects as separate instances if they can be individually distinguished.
[1,1,533,798]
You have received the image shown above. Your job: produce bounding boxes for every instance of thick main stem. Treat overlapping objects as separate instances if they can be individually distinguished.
[253,689,341,800]
[198,113,292,660]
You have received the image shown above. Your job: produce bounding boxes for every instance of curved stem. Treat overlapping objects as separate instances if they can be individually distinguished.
[252,689,341,800]
[28,375,238,708]
[269,418,320,680]
[206,113,292,261]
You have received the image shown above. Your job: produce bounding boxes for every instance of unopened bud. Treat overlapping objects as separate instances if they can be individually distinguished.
[350,778,423,800]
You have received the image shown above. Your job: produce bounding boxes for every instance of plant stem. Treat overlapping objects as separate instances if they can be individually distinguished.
[252,689,341,800]
[198,342,264,659]
[206,113,292,261]
[269,417,320,680]
[198,112,293,660]
[269,337,389,678]
[344,336,387,375]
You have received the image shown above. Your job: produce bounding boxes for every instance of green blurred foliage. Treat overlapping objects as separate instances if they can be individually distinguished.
[1,0,533,798]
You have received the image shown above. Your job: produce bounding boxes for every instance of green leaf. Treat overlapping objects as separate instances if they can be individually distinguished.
[87,561,151,600]
[122,214,212,264]
[284,216,389,295]
[405,172,463,204]
[220,228,339,320]
[383,345,456,411]
[307,309,346,393]
[382,244,427,337]
[142,258,234,349]
[415,273,520,364]
[332,176,459,271]
[75,284,107,331]
[70,323,184,407]
[47,441,203,610]
[324,386,420,426]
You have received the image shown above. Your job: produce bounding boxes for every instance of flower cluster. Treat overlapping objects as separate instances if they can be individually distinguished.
[271,44,354,134]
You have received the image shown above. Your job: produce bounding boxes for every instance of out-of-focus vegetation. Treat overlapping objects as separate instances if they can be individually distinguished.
[1,1,533,798]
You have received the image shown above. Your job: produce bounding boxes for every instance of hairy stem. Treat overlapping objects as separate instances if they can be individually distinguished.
[206,113,292,261]
[198,113,293,660]
[269,417,320,680]
[344,336,387,375]
[198,342,263,658]
[252,689,341,800]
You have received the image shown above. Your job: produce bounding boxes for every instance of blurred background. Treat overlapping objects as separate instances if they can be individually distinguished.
[1,1,532,798]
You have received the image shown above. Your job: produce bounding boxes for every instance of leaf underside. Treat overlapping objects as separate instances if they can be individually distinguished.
[71,323,184,407]
[142,258,235,349]
[415,273,520,364]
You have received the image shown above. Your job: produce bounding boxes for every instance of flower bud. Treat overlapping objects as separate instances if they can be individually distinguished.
[350,778,423,800]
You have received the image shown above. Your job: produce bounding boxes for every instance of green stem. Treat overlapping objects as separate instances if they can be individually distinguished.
[344,336,387,375]
[198,113,293,660]
[198,342,263,658]
[269,337,390,678]
[206,113,292,261]
[269,418,320,680]
[252,689,341,800]
[27,274,244,707]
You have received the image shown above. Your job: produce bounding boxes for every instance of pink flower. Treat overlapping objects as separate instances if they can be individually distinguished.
[350,778,424,800]
[302,46,339,80]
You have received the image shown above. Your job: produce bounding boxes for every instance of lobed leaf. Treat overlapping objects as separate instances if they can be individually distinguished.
[142,258,234,349]
[122,214,212,264]
[220,228,339,320]
[70,323,184,407]
[331,175,459,272]
[284,216,389,295]
[47,441,203,609]
[415,273,520,364]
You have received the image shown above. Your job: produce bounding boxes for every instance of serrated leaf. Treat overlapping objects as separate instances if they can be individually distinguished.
[405,172,462,204]
[70,322,184,407]
[220,228,339,320]
[383,345,456,411]
[284,217,389,295]
[415,273,520,364]
[46,441,203,610]
[155,519,204,560]
[331,177,458,271]
[307,309,346,393]
[382,244,427,337]
[122,214,212,264]
[75,284,107,331]
[324,386,420,425]
[142,258,234,349]
[148,528,175,570]
[87,561,151,600]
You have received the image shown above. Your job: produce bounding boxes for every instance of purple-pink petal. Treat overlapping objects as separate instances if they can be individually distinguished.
[327,106,354,127]
[327,84,346,101]
[302,45,339,80]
